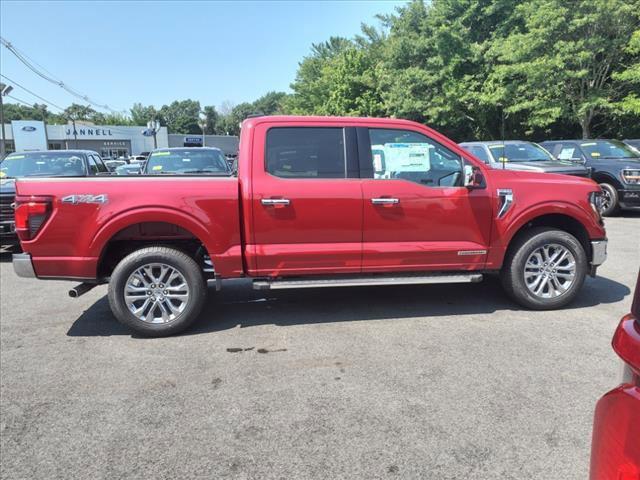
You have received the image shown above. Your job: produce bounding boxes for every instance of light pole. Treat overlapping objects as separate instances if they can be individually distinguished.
[199,111,207,147]
[0,83,14,159]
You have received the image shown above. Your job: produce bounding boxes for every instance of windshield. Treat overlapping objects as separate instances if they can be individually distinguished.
[580,140,640,159]
[146,149,229,174]
[487,143,553,162]
[0,152,86,178]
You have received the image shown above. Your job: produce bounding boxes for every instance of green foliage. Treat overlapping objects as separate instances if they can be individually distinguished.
[286,0,640,141]
[486,0,640,138]
[159,99,201,134]
[130,103,158,126]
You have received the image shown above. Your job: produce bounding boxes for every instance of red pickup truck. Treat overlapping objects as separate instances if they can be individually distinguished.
[12,116,608,336]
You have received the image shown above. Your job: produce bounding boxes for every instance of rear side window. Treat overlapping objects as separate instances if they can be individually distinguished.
[266,127,345,178]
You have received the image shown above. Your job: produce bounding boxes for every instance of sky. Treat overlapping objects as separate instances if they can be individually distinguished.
[0,0,406,116]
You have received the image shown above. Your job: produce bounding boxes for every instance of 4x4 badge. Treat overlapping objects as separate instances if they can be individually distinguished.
[61,194,108,205]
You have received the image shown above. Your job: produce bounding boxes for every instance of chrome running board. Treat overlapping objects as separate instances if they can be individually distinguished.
[253,273,483,290]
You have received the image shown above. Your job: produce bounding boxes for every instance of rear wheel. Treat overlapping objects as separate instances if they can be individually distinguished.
[598,183,619,216]
[108,246,207,336]
[501,227,587,310]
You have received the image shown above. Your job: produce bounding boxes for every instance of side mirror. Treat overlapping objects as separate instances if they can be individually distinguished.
[464,165,485,189]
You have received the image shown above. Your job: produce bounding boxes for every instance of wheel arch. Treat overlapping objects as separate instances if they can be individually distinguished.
[503,212,592,268]
[591,171,623,190]
[92,208,216,279]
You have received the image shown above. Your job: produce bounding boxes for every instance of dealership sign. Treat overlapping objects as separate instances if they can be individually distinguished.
[11,120,48,152]
[65,126,114,138]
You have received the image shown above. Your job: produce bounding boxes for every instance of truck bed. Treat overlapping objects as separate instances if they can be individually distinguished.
[16,176,243,279]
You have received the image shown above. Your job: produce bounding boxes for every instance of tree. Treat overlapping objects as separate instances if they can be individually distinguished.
[202,105,219,134]
[158,99,201,134]
[321,47,386,116]
[286,37,354,114]
[130,103,159,126]
[63,103,97,121]
[252,91,288,115]
[486,0,640,138]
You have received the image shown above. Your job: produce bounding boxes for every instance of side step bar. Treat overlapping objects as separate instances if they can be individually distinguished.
[253,273,483,290]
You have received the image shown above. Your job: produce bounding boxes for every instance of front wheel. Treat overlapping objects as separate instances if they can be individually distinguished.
[598,183,619,217]
[501,227,587,310]
[108,246,207,336]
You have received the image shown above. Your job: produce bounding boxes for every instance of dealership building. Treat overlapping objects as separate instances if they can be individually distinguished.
[1,120,239,158]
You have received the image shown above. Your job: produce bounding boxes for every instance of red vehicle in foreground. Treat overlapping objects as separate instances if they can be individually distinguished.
[590,272,640,480]
[12,116,607,336]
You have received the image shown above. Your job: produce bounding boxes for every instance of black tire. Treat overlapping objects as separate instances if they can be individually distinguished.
[108,246,207,337]
[500,227,587,310]
[598,183,619,217]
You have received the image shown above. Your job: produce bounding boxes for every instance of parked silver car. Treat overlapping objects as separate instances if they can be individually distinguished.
[459,140,590,177]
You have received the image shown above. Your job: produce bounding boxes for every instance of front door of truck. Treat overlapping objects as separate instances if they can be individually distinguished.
[360,127,493,272]
[250,125,363,276]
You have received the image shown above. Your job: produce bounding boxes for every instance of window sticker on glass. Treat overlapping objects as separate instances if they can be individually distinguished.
[558,148,575,160]
[152,165,163,170]
[591,152,601,157]
[383,143,432,172]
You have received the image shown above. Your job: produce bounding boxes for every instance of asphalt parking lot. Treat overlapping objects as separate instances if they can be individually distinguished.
[1,214,638,480]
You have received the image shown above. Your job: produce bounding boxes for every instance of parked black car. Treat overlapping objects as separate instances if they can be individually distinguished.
[541,139,640,216]
[0,150,110,245]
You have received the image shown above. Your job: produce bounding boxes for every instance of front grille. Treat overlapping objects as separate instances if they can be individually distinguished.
[0,196,15,221]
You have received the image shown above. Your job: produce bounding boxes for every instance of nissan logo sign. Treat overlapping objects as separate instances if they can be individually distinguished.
[21,126,37,132]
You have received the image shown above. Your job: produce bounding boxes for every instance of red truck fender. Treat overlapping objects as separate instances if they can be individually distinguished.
[486,200,603,269]
[89,207,243,277]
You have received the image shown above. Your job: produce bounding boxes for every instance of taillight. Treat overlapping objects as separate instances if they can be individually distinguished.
[614,272,640,383]
[14,195,52,241]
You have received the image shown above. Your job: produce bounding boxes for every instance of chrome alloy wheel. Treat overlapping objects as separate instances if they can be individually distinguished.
[124,263,190,324]
[600,186,613,212]
[524,244,576,299]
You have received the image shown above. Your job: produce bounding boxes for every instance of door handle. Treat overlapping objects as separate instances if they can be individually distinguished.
[371,197,400,205]
[261,198,291,206]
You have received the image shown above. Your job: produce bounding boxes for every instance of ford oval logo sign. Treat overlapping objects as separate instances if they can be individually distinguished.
[21,126,37,132]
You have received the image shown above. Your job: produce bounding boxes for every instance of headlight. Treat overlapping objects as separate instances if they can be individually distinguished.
[621,169,640,184]
[589,190,605,216]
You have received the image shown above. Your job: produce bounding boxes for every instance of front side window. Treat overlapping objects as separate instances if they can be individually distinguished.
[369,128,463,187]
[266,127,345,179]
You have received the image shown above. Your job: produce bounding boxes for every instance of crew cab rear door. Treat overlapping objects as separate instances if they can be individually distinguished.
[249,123,363,276]
[360,127,493,272]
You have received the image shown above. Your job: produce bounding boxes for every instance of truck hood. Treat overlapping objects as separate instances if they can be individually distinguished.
[0,178,16,195]
[498,161,588,175]
[586,157,640,170]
